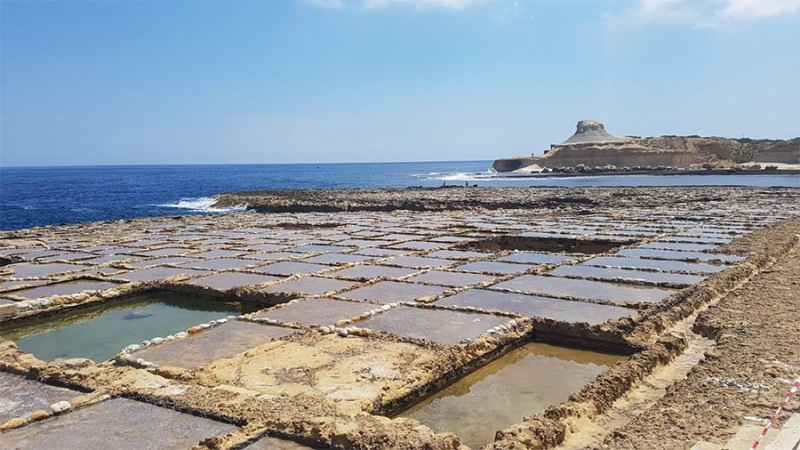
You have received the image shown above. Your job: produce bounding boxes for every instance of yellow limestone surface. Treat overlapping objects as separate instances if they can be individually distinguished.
[196,333,442,414]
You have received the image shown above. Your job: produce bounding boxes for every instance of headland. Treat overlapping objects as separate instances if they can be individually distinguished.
[492,120,800,176]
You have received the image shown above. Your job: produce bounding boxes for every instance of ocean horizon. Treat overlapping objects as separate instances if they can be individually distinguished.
[2,161,798,231]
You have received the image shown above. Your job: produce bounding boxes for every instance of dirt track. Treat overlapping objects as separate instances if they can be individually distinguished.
[602,219,800,449]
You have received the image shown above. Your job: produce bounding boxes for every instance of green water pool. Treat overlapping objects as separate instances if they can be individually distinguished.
[0,293,261,362]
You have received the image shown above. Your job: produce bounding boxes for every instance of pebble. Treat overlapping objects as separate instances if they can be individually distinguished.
[337,328,349,337]
[175,332,188,339]
[123,344,142,353]
[59,357,92,368]
[50,401,71,414]
[150,337,165,345]
[320,326,332,334]
[30,409,51,421]
[0,417,28,430]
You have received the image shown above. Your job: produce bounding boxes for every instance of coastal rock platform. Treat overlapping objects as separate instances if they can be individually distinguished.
[1,186,799,449]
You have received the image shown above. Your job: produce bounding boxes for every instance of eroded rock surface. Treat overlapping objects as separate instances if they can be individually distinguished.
[0,186,798,449]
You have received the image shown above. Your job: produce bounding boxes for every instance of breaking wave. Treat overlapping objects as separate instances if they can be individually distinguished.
[159,197,248,213]
[414,170,498,182]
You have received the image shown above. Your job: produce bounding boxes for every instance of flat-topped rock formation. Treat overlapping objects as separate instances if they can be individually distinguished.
[493,120,800,174]
[555,120,630,147]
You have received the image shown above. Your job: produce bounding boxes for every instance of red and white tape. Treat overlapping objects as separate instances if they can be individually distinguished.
[751,377,800,449]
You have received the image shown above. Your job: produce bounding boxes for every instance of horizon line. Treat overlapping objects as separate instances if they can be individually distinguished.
[0,159,496,170]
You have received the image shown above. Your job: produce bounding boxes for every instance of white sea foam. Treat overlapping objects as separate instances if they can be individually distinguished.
[425,170,501,182]
[159,197,248,213]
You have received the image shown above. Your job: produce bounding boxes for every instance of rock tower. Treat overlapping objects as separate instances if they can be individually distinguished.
[556,120,629,147]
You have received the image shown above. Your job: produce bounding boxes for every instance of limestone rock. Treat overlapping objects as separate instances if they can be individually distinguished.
[50,400,72,414]
[559,120,629,146]
[1,417,28,430]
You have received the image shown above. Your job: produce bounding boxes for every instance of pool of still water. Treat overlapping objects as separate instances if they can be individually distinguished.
[399,343,626,449]
[0,293,261,362]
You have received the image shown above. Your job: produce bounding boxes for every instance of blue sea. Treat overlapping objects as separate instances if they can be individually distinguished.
[1,162,798,231]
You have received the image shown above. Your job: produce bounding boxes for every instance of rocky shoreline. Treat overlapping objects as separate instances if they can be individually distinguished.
[1,186,799,449]
[213,186,798,213]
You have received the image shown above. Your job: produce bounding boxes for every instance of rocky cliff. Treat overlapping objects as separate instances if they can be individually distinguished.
[493,121,799,173]
[632,136,800,164]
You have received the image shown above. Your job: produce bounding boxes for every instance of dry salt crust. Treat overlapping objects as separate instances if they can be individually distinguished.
[1,188,799,449]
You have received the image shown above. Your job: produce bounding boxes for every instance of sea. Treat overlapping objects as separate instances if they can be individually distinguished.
[1,161,798,231]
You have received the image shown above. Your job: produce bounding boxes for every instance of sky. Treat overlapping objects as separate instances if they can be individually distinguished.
[1,0,799,167]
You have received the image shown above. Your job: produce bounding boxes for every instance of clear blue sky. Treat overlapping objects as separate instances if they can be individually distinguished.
[1,0,799,166]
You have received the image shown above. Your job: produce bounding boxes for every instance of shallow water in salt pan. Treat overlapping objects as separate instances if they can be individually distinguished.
[0,293,258,362]
[399,343,625,449]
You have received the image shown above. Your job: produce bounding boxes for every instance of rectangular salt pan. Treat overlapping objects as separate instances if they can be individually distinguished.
[180,258,264,271]
[455,261,531,275]
[0,372,79,423]
[120,267,209,282]
[638,242,718,252]
[133,321,294,369]
[437,289,634,325]
[340,281,449,304]
[4,280,121,299]
[128,257,199,268]
[187,272,281,291]
[407,271,495,287]
[388,241,445,251]
[615,248,742,263]
[426,250,488,260]
[263,277,356,296]
[497,252,573,265]
[583,256,727,274]
[383,256,455,269]
[0,398,237,449]
[550,265,707,287]
[6,263,87,279]
[251,261,330,276]
[400,343,624,449]
[492,275,676,304]
[332,265,418,281]
[253,298,374,326]
[359,306,509,345]
[301,253,371,265]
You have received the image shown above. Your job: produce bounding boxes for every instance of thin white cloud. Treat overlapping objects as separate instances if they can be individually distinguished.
[721,0,800,20]
[607,0,800,29]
